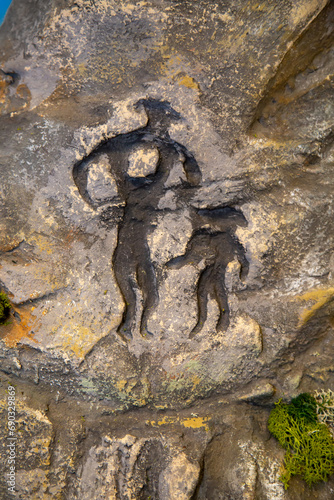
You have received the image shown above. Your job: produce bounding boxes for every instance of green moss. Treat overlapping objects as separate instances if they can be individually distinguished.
[288,392,318,423]
[268,397,334,489]
[0,292,11,324]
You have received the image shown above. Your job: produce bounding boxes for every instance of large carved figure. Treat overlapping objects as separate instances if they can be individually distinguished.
[73,99,202,340]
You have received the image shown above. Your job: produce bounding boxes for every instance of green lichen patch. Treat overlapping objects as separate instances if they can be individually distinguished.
[268,396,334,489]
[315,389,334,433]
[0,291,11,324]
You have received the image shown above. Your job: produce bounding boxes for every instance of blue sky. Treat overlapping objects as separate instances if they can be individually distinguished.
[0,0,12,25]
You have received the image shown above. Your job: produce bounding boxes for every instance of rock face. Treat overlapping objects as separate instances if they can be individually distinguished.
[75,435,200,500]
[0,0,333,498]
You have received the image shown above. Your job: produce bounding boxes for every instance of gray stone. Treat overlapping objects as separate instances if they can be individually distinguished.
[75,435,200,500]
[0,0,334,497]
[0,398,53,499]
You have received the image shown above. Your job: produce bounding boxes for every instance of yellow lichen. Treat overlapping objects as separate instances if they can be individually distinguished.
[178,74,200,91]
[294,288,334,327]
[146,415,210,432]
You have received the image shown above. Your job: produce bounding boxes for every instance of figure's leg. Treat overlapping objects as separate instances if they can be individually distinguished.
[113,263,137,341]
[189,266,213,338]
[214,273,230,332]
[137,261,158,338]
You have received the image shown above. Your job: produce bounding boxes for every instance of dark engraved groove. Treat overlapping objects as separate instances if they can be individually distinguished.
[73,99,248,340]
[166,208,248,337]
[73,99,202,340]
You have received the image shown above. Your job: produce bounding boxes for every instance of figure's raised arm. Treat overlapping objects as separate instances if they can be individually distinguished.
[165,231,211,269]
[73,149,121,209]
[73,154,96,206]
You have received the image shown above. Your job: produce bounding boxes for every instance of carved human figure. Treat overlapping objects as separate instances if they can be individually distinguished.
[166,208,249,337]
[73,99,201,340]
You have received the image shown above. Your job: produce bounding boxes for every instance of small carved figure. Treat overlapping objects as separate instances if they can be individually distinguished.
[166,208,249,337]
[73,99,201,341]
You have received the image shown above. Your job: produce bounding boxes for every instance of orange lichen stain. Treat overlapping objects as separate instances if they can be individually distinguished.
[178,74,200,91]
[60,326,95,359]
[77,63,87,76]
[0,236,25,253]
[0,307,38,348]
[149,416,176,426]
[181,416,210,431]
[116,379,127,391]
[146,415,210,432]
[0,78,31,114]
[0,79,8,106]
[158,46,199,83]
[294,288,334,327]
[189,374,201,387]
[15,84,31,107]
[28,234,55,255]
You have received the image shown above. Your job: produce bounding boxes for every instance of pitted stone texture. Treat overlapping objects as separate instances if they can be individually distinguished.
[75,435,200,500]
[86,154,120,205]
[159,453,201,500]
[0,0,333,413]
[196,406,334,500]
[1,0,334,499]
[0,399,52,499]
[127,145,160,177]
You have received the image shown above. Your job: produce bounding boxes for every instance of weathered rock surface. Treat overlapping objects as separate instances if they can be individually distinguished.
[0,396,53,498]
[0,0,333,497]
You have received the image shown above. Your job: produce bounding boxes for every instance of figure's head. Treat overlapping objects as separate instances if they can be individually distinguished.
[135,98,181,135]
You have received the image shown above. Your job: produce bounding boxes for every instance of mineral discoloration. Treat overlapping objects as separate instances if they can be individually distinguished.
[1,0,334,497]
[0,0,332,401]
